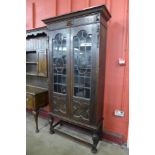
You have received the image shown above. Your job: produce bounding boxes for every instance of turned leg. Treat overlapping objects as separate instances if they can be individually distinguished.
[49,115,55,134]
[32,109,39,133]
[91,132,100,153]
[98,123,102,138]
[91,123,102,153]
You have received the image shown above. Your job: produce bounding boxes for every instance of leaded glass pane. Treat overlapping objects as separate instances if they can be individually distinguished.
[73,30,92,99]
[52,33,67,94]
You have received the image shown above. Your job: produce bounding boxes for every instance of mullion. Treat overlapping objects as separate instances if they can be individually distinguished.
[56,74,58,93]
[84,36,87,97]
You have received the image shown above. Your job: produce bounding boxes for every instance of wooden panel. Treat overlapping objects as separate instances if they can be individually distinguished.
[96,20,107,124]
[26,85,48,110]
[35,92,48,108]
[26,51,37,62]
[72,99,90,122]
[26,75,48,88]
[26,63,37,75]
[26,94,34,109]
[73,14,99,26]
[26,51,38,75]
[52,94,67,116]
[38,50,47,77]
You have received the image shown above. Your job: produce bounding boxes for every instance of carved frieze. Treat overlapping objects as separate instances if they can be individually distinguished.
[72,99,90,121]
[53,95,67,114]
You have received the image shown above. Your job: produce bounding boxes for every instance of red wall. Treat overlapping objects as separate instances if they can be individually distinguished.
[26,0,129,143]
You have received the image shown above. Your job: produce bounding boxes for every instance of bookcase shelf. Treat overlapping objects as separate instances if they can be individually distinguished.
[26,62,38,64]
[26,73,38,76]
[26,49,47,77]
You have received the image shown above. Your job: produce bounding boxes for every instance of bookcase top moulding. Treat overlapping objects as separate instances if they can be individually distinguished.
[42,5,111,24]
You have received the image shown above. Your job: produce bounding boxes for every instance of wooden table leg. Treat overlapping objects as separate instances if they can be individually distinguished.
[32,109,39,133]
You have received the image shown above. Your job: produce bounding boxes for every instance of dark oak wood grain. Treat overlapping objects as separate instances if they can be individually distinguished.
[43,5,111,153]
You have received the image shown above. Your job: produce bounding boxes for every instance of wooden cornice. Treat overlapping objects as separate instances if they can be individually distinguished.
[42,5,111,25]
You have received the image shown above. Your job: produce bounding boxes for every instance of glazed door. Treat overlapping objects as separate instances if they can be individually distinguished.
[70,24,98,124]
[49,28,70,117]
